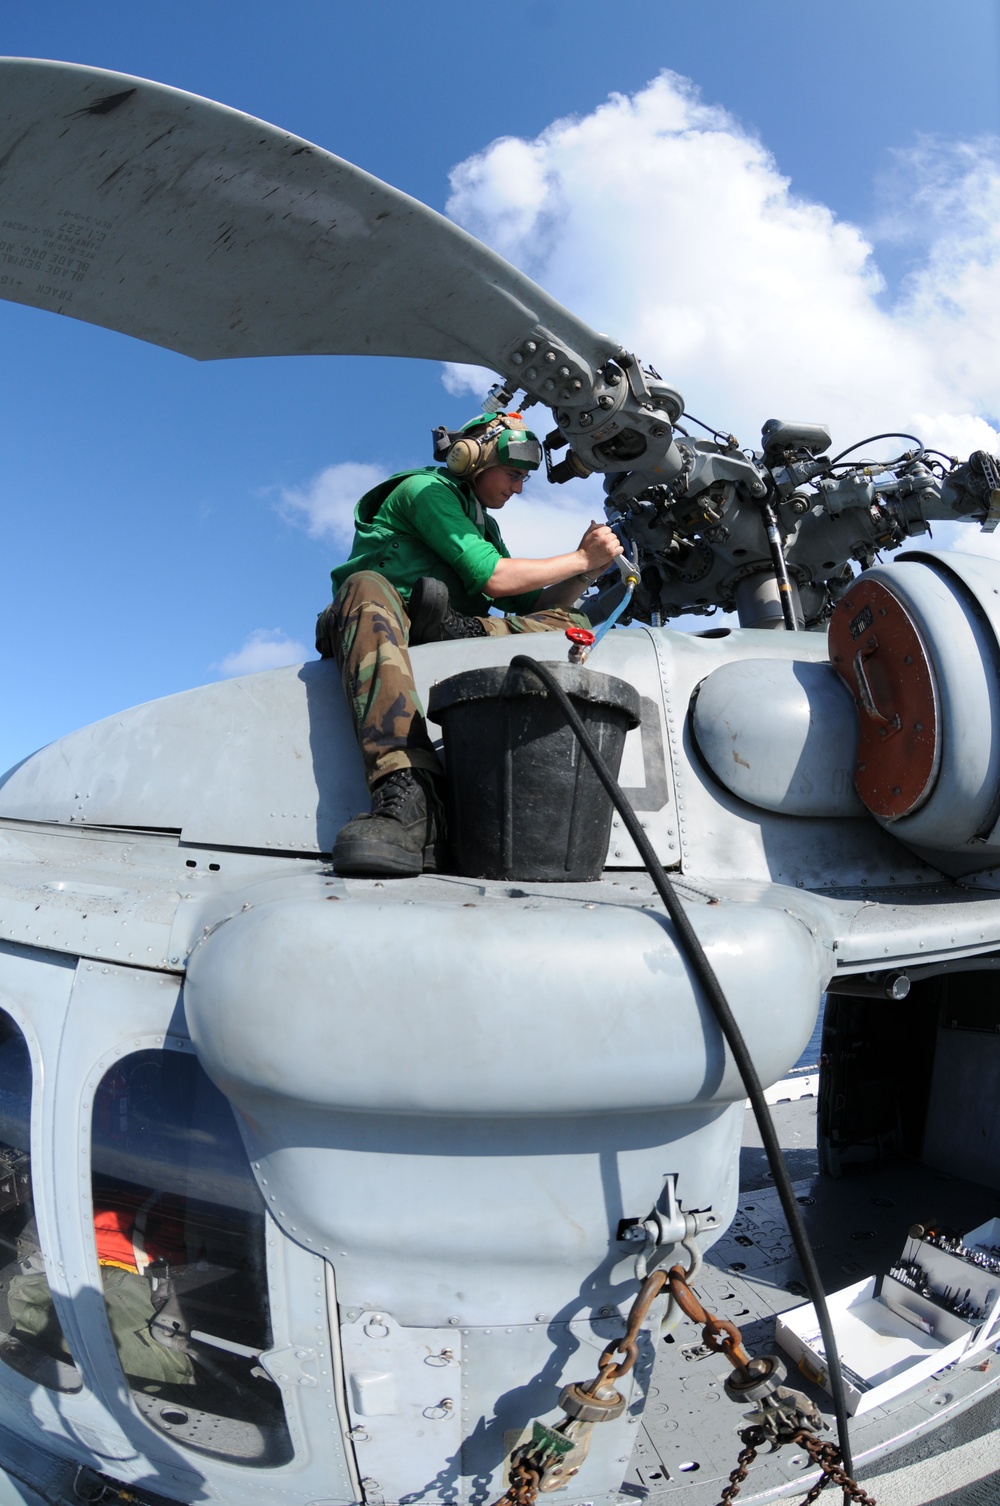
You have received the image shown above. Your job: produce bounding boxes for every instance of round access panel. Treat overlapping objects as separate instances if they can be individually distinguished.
[828,578,940,819]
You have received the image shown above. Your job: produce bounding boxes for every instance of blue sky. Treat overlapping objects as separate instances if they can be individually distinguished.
[1,1,999,774]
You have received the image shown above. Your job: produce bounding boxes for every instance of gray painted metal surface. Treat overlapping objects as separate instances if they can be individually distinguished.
[0,614,951,887]
[0,59,607,374]
[645,626,941,890]
[0,663,367,856]
[2,53,1000,1506]
[0,942,358,1506]
[2,600,1000,1501]
[859,554,1000,860]
[627,1096,1000,1503]
[691,659,862,818]
[0,633,674,869]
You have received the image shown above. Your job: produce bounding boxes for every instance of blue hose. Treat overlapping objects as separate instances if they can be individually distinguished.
[590,574,637,651]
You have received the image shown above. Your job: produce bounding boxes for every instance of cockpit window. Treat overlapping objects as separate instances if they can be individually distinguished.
[0,1010,81,1392]
[91,1048,292,1466]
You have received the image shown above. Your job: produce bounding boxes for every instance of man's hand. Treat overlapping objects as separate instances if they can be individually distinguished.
[577,520,624,579]
[482,520,623,601]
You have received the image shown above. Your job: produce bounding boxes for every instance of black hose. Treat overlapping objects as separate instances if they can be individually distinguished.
[760,499,801,632]
[509,653,855,1483]
[679,411,735,444]
[828,432,924,466]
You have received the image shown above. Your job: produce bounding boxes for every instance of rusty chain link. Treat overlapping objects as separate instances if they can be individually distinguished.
[793,1430,878,1504]
[591,1269,667,1387]
[491,1272,669,1506]
[494,1266,877,1506]
[502,1456,541,1506]
[713,1426,878,1505]
[716,1426,766,1505]
[662,1267,878,1506]
[667,1264,753,1370]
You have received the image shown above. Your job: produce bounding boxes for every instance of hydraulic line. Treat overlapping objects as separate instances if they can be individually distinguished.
[591,584,633,644]
[828,432,924,467]
[509,653,855,1486]
[589,565,638,649]
[760,498,800,631]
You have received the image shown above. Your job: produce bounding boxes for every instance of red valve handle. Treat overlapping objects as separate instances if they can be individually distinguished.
[565,627,596,647]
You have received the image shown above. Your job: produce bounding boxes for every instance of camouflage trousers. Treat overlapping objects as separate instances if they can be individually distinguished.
[319,570,590,789]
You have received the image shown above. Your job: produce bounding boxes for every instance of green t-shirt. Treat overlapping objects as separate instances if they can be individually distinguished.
[329,467,540,617]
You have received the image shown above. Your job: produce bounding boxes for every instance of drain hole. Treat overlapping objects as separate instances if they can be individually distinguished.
[159,1406,189,1426]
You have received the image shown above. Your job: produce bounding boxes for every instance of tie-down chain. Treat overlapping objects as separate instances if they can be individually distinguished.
[492,1263,876,1506]
[667,1266,878,1503]
[494,1269,666,1506]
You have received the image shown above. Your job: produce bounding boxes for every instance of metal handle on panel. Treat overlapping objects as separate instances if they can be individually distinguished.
[852,640,901,734]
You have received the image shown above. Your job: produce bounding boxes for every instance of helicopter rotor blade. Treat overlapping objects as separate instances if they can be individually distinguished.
[0,59,615,384]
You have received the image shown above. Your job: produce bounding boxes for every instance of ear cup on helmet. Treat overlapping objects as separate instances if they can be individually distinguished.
[446,436,484,477]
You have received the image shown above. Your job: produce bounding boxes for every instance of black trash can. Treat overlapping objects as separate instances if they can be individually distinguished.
[427,660,642,881]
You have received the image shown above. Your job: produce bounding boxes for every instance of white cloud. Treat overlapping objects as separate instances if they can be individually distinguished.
[273,79,1000,616]
[442,361,490,398]
[443,73,1000,458]
[494,474,606,558]
[928,518,1000,563]
[279,461,385,547]
[215,629,310,678]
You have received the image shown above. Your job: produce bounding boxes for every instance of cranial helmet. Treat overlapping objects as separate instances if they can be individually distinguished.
[431,413,542,480]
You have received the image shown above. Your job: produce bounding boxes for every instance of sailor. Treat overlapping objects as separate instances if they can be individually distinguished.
[317,411,623,877]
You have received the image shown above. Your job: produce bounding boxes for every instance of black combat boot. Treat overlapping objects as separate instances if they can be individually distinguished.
[315,602,337,659]
[408,577,490,645]
[332,767,446,877]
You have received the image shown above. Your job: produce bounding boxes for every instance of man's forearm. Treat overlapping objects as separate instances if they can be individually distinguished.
[483,552,587,598]
[534,577,589,610]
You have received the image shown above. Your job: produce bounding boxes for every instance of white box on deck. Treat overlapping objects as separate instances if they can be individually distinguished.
[898,1237,1000,1328]
[775,1277,972,1415]
[965,1216,1000,1254]
[959,1217,1000,1345]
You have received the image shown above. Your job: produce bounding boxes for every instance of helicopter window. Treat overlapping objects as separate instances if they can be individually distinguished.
[91,1049,292,1467]
[0,1011,81,1392]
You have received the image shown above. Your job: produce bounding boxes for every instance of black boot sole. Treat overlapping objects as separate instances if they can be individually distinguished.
[332,835,447,878]
[332,834,423,877]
